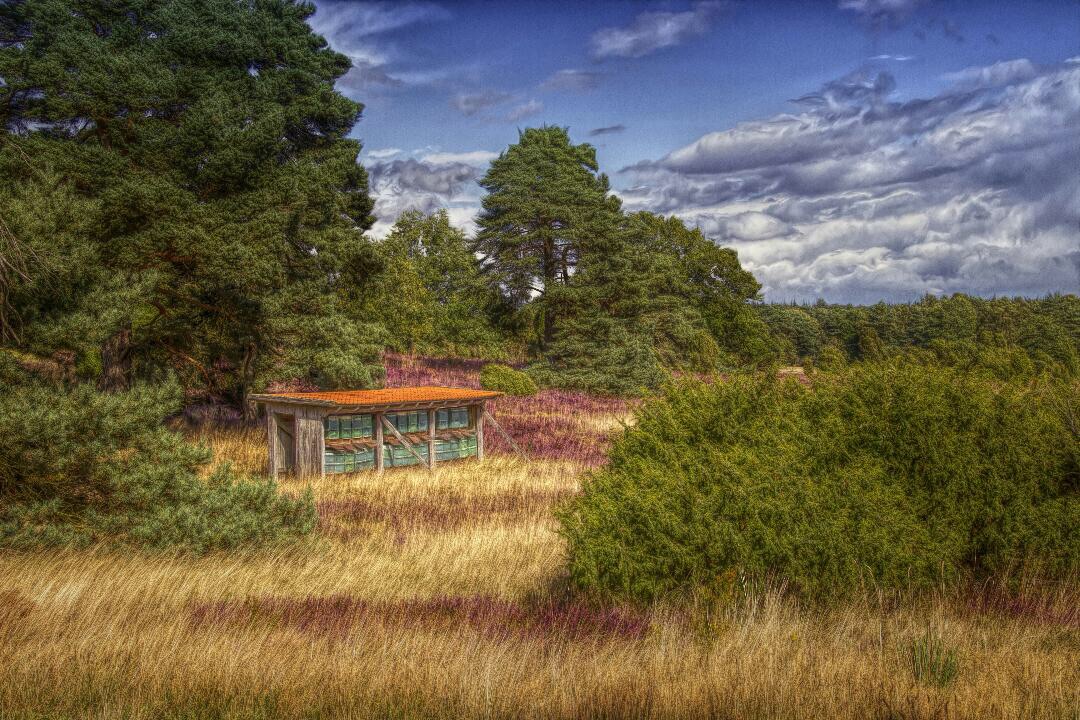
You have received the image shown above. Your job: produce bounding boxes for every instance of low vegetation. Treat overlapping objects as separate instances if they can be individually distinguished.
[480,363,538,396]
[561,361,1079,602]
[0,432,1074,719]
[0,370,315,552]
[1,357,1077,719]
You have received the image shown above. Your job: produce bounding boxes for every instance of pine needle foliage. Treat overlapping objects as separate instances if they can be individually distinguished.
[559,361,1080,602]
[0,379,315,552]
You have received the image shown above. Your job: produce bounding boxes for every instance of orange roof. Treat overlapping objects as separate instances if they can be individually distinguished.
[251,386,502,408]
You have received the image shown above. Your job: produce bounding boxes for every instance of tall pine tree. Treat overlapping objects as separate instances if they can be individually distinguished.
[0,0,382,412]
[473,126,621,352]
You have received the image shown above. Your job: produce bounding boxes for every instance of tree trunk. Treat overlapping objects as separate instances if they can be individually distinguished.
[241,343,258,422]
[542,235,556,351]
[98,325,132,392]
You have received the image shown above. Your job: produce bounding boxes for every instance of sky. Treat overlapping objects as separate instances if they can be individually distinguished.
[307,0,1080,303]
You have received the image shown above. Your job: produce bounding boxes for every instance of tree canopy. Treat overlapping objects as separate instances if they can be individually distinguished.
[1,0,382,411]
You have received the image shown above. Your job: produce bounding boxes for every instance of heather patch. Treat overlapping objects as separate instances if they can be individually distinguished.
[384,354,632,466]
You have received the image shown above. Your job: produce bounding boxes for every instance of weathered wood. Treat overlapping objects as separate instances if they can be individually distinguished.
[277,418,295,474]
[374,411,384,472]
[265,405,278,478]
[482,409,524,459]
[428,409,436,469]
[475,402,485,461]
[381,415,428,467]
[294,405,325,478]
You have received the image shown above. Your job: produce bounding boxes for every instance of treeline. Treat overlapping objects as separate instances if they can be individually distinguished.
[759,294,1080,376]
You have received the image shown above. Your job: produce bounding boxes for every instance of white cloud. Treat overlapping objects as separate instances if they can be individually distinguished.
[309,1,451,92]
[365,147,403,159]
[506,99,543,122]
[539,69,603,93]
[943,58,1037,92]
[589,1,725,60]
[621,59,1080,303]
[419,150,498,166]
[365,155,487,238]
[451,90,512,116]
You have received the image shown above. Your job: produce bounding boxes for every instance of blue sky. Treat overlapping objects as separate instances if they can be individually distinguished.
[309,0,1080,303]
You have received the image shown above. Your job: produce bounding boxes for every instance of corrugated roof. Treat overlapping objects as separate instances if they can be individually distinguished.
[252,386,502,408]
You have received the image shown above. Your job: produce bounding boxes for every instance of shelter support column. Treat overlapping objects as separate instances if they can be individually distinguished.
[265,404,278,478]
[475,402,485,462]
[428,409,437,469]
[374,411,384,472]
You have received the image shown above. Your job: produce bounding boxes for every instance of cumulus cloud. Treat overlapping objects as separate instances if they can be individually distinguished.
[589,124,627,136]
[539,69,603,93]
[589,1,725,60]
[944,58,1037,91]
[366,156,485,237]
[621,59,1080,303]
[506,99,544,122]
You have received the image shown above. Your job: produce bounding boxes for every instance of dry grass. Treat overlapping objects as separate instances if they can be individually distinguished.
[1,425,1077,719]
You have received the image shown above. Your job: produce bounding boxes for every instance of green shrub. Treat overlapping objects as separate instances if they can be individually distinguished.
[479,364,538,396]
[559,362,1080,602]
[528,328,667,397]
[0,381,315,552]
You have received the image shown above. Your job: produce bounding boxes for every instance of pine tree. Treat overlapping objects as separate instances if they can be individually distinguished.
[473,126,621,351]
[0,0,381,411]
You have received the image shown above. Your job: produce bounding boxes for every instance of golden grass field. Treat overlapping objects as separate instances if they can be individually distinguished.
[0,421,1077,719]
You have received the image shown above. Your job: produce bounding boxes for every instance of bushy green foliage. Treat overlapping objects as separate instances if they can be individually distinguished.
[1,0,382,409]
[361,210,509,359]
[560,362,1079,602]
[0,381,315,552]
[479,364,538,396]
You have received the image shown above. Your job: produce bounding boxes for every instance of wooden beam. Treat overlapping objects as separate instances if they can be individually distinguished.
[482,409,525,459]
[381,415,428,467]
[265,405,278,478]
[475,402,485,462]
[428,409,436,469]
[374,411,384,472]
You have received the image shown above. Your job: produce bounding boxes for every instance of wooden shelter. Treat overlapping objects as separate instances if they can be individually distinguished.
[251,386,507,477]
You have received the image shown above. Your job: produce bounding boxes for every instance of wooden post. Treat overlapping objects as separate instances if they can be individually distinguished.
[265,403,278,478]
[428,409,436,469]
[374,411,384,472]
[294,406,325,478]
[475,402,485,462]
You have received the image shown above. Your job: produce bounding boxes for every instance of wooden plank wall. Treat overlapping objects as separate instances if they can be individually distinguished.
[294,405,325,477]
